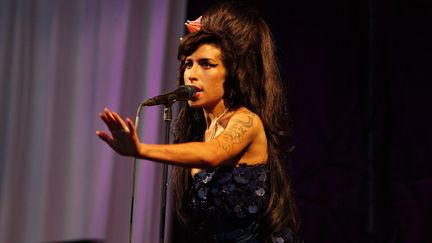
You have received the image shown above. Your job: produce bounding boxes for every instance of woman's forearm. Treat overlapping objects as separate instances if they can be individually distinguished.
[137,142,223,168]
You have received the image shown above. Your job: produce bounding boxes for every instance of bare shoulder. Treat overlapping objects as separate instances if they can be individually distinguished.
[224,107,264,137]
[212,107,267,160]
[231,107,263,125]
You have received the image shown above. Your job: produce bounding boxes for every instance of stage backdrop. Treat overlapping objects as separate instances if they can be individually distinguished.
[0,0,187,242]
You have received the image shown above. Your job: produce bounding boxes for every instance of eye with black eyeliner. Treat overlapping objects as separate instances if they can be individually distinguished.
[184,60,193,69]
[199,60,218,69]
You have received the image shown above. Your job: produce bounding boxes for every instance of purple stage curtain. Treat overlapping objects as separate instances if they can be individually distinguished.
[0,0,187,242]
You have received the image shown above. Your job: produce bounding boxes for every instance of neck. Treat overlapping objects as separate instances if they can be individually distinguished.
[203,102,228,128]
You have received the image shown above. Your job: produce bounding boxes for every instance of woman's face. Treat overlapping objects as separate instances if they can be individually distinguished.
[183,43,226,111]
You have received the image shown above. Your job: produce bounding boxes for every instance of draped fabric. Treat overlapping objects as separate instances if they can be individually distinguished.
[0,0,187,242]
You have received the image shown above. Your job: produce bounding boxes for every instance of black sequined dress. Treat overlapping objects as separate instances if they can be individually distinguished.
[187,164,303,243]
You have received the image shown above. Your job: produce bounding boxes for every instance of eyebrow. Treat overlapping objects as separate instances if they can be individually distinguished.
[185,57,217,62]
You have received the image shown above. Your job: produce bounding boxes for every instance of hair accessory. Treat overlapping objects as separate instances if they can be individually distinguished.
[185,16,202,33]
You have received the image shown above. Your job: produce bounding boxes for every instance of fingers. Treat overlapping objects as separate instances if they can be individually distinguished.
[112,111,130,133]
[97,109,140,157]
[96,130,123,153]
[105,108,122,130]
[100,108,128,132]
[99,108,119,131]
[96,130,114,145]
[126,117,136,137]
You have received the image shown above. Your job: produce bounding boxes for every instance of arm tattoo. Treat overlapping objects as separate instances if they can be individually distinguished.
[216,114,254,154]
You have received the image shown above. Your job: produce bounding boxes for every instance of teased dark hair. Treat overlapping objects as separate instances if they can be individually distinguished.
[172,1,299,241]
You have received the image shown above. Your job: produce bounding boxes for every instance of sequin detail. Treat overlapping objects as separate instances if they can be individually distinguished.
[189,164,269,221]
[188,164,304,243]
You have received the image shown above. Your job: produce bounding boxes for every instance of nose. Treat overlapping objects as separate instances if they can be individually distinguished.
[184,64,198,85]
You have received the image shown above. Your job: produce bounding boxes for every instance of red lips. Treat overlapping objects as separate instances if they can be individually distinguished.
[189,85,202,100]
[191,85,203,92]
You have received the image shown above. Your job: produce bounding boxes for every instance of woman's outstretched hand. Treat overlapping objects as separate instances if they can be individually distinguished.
[96,108,141,157]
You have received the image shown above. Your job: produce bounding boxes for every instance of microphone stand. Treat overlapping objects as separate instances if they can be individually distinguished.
[159,104,173,243]
[128,101,173,243]
[128,103,145,243]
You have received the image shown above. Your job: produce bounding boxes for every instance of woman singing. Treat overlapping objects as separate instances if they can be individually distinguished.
[97,1,302,242]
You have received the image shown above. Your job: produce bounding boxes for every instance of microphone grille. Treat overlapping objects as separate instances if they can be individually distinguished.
[183,85,197,97]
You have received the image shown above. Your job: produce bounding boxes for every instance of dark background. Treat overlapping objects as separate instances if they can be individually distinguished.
[179,0,432,242]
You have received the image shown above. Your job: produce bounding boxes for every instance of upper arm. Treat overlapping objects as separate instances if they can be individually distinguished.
[206,110,261,166]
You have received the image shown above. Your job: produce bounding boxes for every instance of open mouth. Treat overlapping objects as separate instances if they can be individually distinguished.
[191,85,203,92]
[192,91,202,100]
[189,86,202,100]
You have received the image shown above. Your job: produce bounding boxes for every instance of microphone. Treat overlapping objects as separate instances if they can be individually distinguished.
[141,85,197,106]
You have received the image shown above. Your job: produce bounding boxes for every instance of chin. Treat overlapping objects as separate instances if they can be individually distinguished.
[187,100,202,108]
